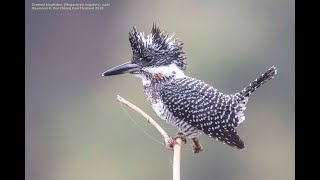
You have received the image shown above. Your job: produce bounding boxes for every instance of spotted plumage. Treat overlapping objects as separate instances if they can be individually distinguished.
[102,24,277,150]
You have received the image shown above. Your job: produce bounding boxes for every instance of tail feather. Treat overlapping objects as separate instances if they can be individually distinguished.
[237,66,277,100]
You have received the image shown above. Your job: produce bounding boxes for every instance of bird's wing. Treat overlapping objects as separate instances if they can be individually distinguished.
[160,77,245,149]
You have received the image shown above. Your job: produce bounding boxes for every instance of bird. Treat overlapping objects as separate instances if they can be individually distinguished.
[102,24,277,153]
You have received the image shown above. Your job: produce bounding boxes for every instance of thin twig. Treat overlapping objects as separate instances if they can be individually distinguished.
[116,95,182,180]
[173,138,182,180]
[116,95,169,140]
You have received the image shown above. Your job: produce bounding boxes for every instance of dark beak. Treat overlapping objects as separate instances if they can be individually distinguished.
[102,62,140,76]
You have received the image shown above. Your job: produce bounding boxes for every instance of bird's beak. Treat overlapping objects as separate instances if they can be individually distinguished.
[102,62,140,76]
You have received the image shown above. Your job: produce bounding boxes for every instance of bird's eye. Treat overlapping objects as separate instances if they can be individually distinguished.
[144,55,153,63]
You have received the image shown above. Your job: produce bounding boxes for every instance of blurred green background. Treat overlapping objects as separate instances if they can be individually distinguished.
[25,0,294,180]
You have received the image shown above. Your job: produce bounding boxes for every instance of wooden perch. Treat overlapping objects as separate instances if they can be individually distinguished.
[116,95,182,180]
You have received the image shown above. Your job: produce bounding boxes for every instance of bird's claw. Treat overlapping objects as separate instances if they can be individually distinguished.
[174,132,187,144]
[164,137,175,151]
[164,132,187,151]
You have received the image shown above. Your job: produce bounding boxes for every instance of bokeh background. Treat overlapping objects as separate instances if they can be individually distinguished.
[25,0,294,180]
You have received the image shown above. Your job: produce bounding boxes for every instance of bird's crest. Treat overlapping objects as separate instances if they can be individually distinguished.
[128,23,187,71]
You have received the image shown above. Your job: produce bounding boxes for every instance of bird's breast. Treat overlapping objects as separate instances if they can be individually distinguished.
[143,85,174,124]
[142,83,202,138]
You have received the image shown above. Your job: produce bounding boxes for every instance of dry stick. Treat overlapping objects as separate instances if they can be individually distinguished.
[173,138,182,180]
[116,95,182,180]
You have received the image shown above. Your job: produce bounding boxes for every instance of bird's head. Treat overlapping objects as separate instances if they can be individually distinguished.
[102,24,187,83]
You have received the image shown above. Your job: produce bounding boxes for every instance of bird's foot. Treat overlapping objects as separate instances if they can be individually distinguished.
[164,132,186,151]
[164,137,175,151]
[174,132,187,144]
[191,137,203,153]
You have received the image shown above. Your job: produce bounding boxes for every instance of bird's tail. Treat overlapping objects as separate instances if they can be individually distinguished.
[236,66,277,101]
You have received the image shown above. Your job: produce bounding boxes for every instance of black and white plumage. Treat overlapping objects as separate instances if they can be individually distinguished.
[102,24,277,150]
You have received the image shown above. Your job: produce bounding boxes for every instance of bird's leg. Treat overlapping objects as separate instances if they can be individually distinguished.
[191,137,203,153]
[174,132,187,144]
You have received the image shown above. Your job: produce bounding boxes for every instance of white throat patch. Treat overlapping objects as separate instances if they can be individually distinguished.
[133,64,186,86]
[144,64,185,78]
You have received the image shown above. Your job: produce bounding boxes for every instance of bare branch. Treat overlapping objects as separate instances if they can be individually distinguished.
[116,95,182,180]
[116,95,169,141]
[173,138,182,180]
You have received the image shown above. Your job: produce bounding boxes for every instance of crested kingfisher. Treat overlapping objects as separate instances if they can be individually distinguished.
[102,24,277,153]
